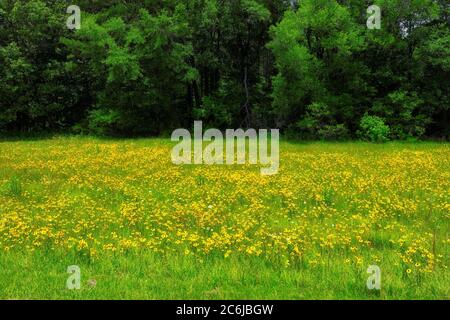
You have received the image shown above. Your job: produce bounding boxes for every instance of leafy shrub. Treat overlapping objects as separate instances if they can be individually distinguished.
[317,124,350,141]
[294,103,331,139]
[293,103,349,140]
[358,114,390,142]
[193,95,234,129]
[87,109,121,136]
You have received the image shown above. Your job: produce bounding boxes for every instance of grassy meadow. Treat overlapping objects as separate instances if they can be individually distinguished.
[0,137,448,299]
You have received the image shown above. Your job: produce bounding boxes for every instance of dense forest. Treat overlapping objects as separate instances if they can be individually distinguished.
[0,0,449,139]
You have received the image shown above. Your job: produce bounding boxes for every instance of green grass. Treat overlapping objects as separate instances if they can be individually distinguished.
[1,250,448,300]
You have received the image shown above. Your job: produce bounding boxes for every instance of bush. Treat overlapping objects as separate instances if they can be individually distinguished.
[87,109,121,136]
[358,114,390,143]
[317,124,350,141]
[292,103,350,140]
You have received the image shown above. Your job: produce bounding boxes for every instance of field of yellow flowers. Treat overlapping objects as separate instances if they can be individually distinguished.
[0,137,448,299]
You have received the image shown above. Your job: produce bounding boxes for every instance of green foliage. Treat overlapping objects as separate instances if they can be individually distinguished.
[87,109,121,136]
[358,114,391,143]
[5,176,22,197]
[268,0,365,130]
[61,6,194,135]
[269,0,449,140]
[293,103,349,140]
[317,124,350,141]
[0,0,75,132]
[0,0,448,138]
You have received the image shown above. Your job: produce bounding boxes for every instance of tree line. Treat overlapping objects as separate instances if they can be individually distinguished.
[0,0,449,140]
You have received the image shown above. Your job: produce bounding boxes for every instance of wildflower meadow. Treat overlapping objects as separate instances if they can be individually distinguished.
[0,137,448,299]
